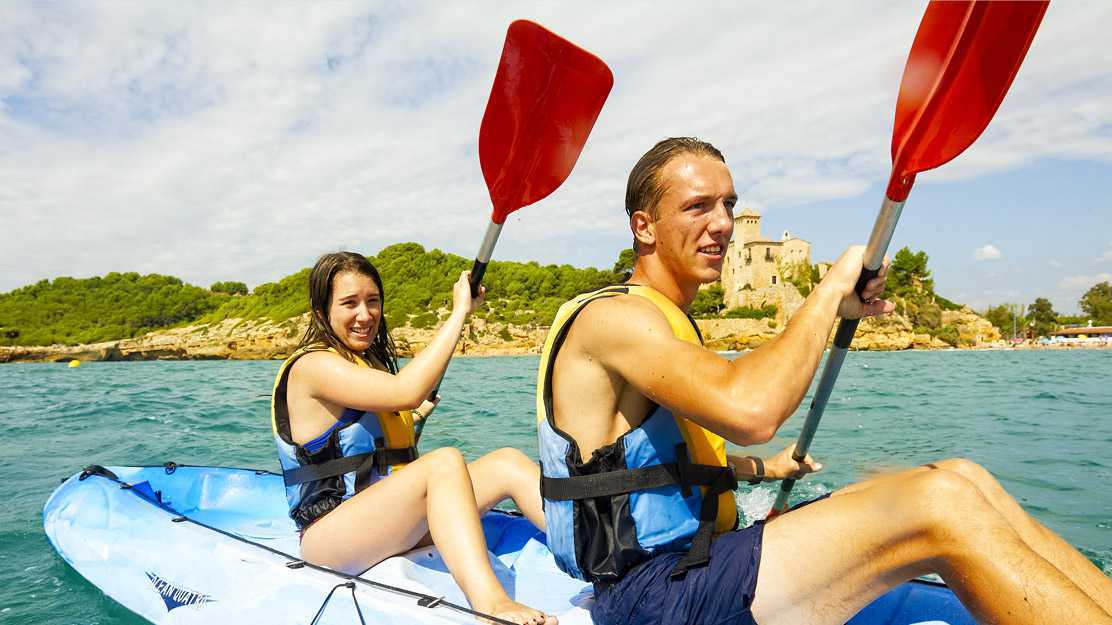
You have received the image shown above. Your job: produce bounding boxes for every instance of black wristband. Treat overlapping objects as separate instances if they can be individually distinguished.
[746,456,765,485]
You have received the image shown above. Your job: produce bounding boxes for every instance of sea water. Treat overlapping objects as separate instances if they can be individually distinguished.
[1,349,1110,624]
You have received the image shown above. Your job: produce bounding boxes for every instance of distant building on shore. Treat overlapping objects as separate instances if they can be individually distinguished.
[719,207,812,309]
[1049,325,1112,342]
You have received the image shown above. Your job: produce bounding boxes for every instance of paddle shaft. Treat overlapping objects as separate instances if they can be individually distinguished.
[769,195,905,516]
[469,220,504,297]
[416,220,505,443]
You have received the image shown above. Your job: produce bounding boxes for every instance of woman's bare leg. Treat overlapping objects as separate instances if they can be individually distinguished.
[300,447,555,625]
[751,468,1111,625]
[834,458,1112,612]
[467,447,545,531]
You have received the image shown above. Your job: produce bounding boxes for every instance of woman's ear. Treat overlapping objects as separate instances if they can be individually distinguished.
[631,210,656,250]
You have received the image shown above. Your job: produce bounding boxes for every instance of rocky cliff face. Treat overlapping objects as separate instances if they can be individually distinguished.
[943,308,1002,344]
[0,316,306,363]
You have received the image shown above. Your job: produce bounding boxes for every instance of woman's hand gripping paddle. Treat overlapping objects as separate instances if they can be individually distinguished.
[416,20,613,442]
[767,0,1048,518]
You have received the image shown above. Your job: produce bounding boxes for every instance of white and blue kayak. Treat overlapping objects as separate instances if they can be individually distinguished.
[44,464,977,625]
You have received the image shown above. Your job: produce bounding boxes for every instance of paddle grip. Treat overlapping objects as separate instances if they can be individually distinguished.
[854,266,879,301]
[469,260,488,298]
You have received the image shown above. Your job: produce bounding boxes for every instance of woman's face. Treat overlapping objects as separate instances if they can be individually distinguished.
[328,270,382,353]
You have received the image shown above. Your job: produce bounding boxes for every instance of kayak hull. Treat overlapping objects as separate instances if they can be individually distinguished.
[44,464,976,625]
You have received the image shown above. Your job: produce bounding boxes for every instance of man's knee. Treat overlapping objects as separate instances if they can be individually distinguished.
[932,457,998,488]
[901,469,991,538]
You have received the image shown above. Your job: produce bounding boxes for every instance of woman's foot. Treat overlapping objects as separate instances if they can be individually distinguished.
[476,598,557,625]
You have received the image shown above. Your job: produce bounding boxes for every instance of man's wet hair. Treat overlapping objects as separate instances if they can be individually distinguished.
[625,137,726,221]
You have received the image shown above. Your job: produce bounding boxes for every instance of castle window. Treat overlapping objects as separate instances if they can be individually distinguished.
[772,275,777,285]
[765,247,773,261]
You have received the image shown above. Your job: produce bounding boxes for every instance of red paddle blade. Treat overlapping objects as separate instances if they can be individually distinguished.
[479,20,614,224]
[887,0,1048,201]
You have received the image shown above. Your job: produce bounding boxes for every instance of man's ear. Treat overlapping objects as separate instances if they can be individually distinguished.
[631,211,655,249]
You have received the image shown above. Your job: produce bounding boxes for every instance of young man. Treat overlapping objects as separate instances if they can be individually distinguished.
[536,138,1112,625]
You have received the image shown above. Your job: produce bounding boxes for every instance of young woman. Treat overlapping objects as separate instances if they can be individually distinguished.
[271,252,554,625]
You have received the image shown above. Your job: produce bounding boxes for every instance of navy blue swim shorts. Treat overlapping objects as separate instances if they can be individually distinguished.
[589,494,830,625]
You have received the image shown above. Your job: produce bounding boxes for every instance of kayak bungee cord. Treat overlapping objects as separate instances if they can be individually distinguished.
[72,464,520,625]
[309,582,366,625]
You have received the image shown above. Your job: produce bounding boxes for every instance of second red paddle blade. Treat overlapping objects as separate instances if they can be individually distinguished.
[888,0,1048,200]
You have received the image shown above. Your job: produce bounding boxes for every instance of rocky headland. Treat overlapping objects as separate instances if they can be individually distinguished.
[0,307,1008,364]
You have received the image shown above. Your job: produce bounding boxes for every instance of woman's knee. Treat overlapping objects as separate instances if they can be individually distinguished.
[484,447,533,469]
[422,447,467,474]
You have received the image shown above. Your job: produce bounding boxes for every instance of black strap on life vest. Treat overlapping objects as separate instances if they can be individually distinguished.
[540,443,737,578]
[282,443,418,488]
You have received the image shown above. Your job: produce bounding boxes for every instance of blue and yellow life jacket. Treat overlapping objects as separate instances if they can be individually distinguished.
[271,345,417,529]
[537,285,739,582]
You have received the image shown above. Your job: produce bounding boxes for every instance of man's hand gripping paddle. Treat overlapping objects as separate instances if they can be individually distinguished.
[416,20,613,441]
[767,0,1048,518]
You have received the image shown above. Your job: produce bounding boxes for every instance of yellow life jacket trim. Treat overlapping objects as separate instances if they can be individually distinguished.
[271,344,415,473]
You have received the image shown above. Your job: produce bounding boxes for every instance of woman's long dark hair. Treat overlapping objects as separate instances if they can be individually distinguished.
[295,252,399,373]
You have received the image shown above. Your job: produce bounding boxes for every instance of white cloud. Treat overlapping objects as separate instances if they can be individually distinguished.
[973,245,1003,261]
[1099,244,1112,262]
[1,2,1111,292]
[1058,272,1112,310]
[1049,259,1063,268]
[1059,273,1112,290]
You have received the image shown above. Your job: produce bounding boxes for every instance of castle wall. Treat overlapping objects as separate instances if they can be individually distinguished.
[719,211,812,309]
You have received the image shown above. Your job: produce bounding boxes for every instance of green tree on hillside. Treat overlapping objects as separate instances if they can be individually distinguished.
[1026,297,1058,337]
[0,273,224,346]
[1080,282,1112,325]
[983,304,1026,339]
[613,248,635,282]
[210,281,248,296]
[887,247,934,298]
[690,284,725,318]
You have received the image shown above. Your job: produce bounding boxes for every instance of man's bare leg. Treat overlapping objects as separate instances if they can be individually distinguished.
[750,468,1111,625]
[833,458,1112,612]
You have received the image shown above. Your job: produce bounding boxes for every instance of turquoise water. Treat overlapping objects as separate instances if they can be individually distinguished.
[2,350,1110,624]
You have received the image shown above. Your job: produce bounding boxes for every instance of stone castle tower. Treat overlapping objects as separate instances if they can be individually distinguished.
[719,207,812,309]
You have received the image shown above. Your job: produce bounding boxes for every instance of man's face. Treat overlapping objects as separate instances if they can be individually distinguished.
[645,154,736,285]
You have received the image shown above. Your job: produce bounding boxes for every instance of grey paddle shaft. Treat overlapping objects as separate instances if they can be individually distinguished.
[469,220,503,298]
[421,220,505,438]
[770,196,905,515]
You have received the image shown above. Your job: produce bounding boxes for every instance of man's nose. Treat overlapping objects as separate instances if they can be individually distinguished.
[709,202,733,235]
[355,304,372,321]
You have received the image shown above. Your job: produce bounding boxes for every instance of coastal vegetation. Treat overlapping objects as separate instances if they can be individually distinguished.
[0,244,620,347]
[3,243,1106,348]
[983,283,1111,339]
[0,273,224,346]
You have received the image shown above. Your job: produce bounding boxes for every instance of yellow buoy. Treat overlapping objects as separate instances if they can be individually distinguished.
[68,359,81,368]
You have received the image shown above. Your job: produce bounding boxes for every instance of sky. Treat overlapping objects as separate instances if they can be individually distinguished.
[1,2,1109,314]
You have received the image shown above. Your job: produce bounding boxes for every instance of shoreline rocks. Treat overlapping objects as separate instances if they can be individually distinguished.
[0,308,1090,365]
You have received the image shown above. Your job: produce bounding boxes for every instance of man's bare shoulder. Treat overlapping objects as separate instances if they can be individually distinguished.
[571,293,676,356]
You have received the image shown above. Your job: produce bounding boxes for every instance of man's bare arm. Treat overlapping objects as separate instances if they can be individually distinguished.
[582,247,892,445]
